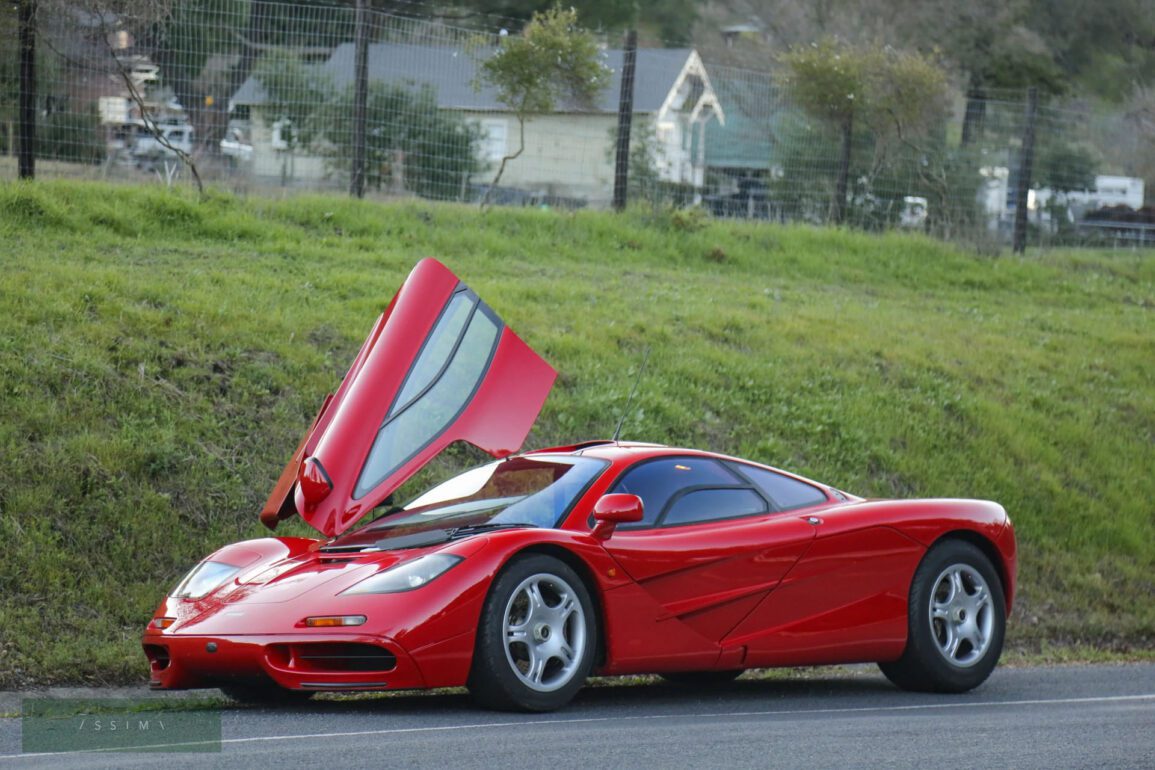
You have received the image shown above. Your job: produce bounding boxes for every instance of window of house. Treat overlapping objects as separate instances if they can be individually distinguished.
[478,119,508,163]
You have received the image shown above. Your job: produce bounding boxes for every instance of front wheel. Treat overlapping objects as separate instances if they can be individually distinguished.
[469,554,597,712]
[879,539,1006,693]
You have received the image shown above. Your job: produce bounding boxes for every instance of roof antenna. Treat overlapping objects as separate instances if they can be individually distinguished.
[612,347,651,443]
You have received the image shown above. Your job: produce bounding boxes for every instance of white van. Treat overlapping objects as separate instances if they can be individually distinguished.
[131,123,194,158]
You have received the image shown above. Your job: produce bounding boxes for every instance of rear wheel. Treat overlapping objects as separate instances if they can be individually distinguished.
[660,670,745,687]
[469,554,597,712]
[879,539,1006,693]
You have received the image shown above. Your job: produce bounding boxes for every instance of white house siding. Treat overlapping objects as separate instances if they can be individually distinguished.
[467,112,618,204]
[239,109,702,204]
[247,114,334,188]
[466,111,704,206]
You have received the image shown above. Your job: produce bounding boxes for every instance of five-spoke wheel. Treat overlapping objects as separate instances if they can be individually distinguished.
[928,562,995,668]
[470,554,597,711]
[502,571,588,692]
[880,539,1006,693]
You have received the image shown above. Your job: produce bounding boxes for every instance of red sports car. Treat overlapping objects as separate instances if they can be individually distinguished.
[143,259,1017,712]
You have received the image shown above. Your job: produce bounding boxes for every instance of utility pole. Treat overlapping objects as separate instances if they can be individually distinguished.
[17,0,36,180]
[611,29,637,212]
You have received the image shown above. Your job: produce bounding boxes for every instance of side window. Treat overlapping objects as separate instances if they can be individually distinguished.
[355,291,500,498]
[611,458,742,528]
[663,488,766,527]
[733,463,828,510]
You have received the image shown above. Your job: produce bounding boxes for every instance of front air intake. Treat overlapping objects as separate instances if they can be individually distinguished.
[269,642,397,673]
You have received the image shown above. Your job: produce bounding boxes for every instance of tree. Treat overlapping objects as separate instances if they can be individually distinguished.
[607,122,667,205]
[778,40,864,225]
[1026,0,1155,102]
[694,0,1140,141]
[456,0,699,44]
[252,48,328,150]
[255,48,481,199]
[1035,139,1098,193]
[324,82,483,199]
[778,39,949,226]
[1,2,23,158]
[147,0,354,157]
[471,5,609,207]
[1033,138,1098,235]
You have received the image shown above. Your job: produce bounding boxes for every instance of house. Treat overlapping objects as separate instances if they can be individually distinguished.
[700,73,779,191]
[228,42,723,204]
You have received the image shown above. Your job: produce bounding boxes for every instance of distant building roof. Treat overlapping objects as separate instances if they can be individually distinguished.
[232,42,705,115]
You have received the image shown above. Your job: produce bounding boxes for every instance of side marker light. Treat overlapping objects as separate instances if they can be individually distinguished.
[304,615,367,628]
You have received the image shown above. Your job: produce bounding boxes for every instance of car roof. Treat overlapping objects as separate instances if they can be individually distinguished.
[524,441,854,500]
[527,441,734,464]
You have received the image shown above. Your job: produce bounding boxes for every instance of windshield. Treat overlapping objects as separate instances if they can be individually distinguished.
[331,455,606,548]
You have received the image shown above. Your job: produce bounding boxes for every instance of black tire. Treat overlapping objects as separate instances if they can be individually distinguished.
[660,670,745,687]
[468,554,598,712]
[220,683,314,706]
[879,539,1006,693]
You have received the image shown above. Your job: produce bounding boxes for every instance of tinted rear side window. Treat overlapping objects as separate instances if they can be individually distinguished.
[733,463,828,510]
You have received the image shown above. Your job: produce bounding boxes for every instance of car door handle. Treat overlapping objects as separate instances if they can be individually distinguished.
[805,516,822,526]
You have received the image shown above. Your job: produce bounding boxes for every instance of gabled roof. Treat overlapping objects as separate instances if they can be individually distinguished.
[232,42,713,116]
[703,73,781,170]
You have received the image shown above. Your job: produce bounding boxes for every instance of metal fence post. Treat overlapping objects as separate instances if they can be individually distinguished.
[1012,87,1039,255]
[612,29,637,212]
[17,0,36,180]
[350,0,369,199]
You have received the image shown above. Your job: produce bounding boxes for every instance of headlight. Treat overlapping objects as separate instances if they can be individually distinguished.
[170,560,241,599]
[342,554,463,595]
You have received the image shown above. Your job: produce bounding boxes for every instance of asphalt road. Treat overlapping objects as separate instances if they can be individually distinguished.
[2,664,1153,769]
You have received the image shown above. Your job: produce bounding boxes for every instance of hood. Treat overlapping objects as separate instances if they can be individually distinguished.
[260,258,557,537]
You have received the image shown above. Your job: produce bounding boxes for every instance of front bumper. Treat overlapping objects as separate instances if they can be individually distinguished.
[142,632,426,692]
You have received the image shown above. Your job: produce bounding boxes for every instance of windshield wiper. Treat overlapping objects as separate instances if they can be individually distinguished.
[448,522,538,539]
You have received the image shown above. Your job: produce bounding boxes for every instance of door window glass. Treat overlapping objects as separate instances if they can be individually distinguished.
[611,458,741,528]
[355,295,500,498]
[662,488,767,526]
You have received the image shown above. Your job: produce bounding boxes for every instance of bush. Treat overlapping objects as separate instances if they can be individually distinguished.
[37,106,105,165]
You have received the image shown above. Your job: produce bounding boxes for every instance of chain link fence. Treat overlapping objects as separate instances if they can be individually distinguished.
[3,0,1152,248]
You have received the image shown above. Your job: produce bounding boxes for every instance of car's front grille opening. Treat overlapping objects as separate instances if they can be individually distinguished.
[270,642,397,673]
[143,644,170,672]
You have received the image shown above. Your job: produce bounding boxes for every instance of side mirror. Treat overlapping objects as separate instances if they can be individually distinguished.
[591,493,644,541]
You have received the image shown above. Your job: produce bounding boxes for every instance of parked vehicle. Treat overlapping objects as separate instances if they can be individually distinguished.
[131,123,194,159]
[220,127,253,163]
[143,259,1016,712]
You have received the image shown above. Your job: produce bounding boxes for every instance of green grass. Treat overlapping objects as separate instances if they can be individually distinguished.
[0,180,1152,688]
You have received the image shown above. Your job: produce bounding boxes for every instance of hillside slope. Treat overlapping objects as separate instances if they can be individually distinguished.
[0,182,1151,686]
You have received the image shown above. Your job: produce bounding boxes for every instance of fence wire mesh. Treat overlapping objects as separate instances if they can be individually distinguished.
[3,0,1152,248]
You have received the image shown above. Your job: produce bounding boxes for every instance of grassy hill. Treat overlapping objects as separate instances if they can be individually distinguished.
[0,181,1151,687]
